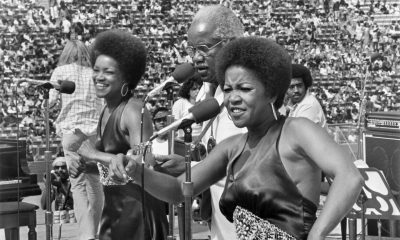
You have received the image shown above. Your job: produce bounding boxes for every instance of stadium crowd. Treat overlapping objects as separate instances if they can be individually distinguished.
[0,0,399,152]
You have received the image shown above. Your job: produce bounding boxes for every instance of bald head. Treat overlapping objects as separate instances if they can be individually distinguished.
[189,5,244,41]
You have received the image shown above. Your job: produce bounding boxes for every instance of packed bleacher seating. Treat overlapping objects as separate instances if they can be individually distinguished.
[0,0,399,159]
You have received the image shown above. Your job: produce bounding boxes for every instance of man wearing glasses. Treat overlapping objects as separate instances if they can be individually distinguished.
[41,157,74,211]
[156,5,246,240]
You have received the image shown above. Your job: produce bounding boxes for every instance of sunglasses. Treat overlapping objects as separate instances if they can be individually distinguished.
[154,117,167,123]
[54,165,67,170]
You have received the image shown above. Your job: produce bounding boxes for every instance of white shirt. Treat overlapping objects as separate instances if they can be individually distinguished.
[172,98,202,139]
[49,63,103,136]
[197,85,247,240]
[289,91,327,129]
[152,138,169,156]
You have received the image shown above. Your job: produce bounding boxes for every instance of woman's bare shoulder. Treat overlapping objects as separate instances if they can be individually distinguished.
[283,117,321,135]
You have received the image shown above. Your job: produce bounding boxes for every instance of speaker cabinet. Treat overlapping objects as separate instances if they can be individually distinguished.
[363,131,400,193]
[363,131,400,237]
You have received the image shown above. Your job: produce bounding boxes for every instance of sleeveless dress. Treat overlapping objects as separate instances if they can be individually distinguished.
[219,118,317,240]
[95,99,168,240]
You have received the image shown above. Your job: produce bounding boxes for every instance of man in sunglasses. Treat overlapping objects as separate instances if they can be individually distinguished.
[156,5,246,240]
[41,157,74,211]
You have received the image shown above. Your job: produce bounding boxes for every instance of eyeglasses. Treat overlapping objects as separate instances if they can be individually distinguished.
[54,165,67,170]
[154,117,167,123]
[186,40,223,58]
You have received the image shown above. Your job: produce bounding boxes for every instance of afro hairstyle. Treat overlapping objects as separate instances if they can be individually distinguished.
[215,37,292,109]
[177,73,203,100]
[291,64,313,90]
[91,30,147,90]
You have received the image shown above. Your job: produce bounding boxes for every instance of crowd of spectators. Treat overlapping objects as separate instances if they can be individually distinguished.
[0,0,399,149]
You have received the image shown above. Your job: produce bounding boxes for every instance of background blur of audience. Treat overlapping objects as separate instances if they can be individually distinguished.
[0,0,399,154]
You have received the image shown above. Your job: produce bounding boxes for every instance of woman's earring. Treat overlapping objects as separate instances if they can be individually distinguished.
[271,102,278,121]
[121,83,129,97]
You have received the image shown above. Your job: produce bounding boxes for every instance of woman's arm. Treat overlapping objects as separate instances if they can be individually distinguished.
[121,98,153,147]
[77,140,117,167]
[78,99,151,166]
[111,134,233,204]
[288,118,363,240]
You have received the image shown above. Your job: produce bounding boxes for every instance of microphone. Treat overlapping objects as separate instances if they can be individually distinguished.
[19,78,76,94]
[149,98,221,141]
[146,63,195,98]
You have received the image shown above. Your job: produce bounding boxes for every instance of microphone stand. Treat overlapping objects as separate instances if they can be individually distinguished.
[182,121,194,240]
[39,87,53,240]
[166,86,176,240]
[167,115,176,240]
[360,191,367,240]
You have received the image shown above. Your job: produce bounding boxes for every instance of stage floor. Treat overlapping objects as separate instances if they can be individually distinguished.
[0,183,368,240]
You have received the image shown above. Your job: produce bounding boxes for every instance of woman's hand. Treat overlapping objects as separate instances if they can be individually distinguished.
[124,155,140,178]
[153,154,185,177]
[68,156,86,178]
[109,154,129,183]
[77,139,98,162]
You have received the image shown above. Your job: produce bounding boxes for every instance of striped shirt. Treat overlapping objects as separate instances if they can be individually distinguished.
[49,63,103,136]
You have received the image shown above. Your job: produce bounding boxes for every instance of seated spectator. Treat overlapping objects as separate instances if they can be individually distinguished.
[40,156,74,211]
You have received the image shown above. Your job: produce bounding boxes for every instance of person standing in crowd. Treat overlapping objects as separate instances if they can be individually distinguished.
[172,75,203,140]
[281,64,327,129]
[77,30,168,240]
[112,36,363,240]
[48,40,103,240]
[40,157,74,211]
[155,5,246,240]
[151,107,170,156]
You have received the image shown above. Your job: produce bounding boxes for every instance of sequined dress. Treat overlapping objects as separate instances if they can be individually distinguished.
[95,99,168,240]
[219,118,317,240]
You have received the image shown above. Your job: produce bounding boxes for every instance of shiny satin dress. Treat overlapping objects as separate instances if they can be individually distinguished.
[219,117,317,240]
[95,99,168,240]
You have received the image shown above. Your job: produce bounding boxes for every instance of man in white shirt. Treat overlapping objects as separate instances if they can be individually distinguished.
[283,64,327,129]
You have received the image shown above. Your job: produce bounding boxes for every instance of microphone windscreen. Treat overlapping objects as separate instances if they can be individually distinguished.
[60,80,76,94]
[189,98,220,123]
[171,63,195,83]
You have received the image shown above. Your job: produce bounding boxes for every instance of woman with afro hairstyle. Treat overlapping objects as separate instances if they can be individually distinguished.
[77,30,168,240]
[110,37,363,240]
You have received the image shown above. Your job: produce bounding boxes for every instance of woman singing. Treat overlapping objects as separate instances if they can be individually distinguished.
[78,30,168,240]
[111,37,363,240]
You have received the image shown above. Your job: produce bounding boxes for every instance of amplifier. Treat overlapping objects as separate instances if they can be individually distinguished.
[363,131,400,237]
[363,131,400,192]
[365,111,400,133]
